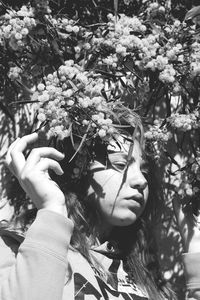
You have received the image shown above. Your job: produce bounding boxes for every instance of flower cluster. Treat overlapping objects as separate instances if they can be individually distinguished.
[0,5,36,51]
[91,13,147,69]
[51,17,80,35]
[144,120,172,142]
[89,2,200,88]
[190,42,200,77]
[8,66,22,80]
[174,157,200,200]
[146,2,166,14]
[34,60,116,141]
[174,175,199,198]
[167,111,199,132]
[33,0,51,14]
[144,120,173,160]
[91,10,182,84]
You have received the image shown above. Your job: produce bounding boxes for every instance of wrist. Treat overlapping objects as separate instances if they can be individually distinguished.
[39,205,68,218]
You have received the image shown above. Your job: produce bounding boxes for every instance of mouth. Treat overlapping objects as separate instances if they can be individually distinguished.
[125,194,144,206]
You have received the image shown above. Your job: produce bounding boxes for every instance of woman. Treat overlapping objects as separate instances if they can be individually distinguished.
[0,112,200,300]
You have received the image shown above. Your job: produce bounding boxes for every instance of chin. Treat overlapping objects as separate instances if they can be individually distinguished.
[109,213,139,227]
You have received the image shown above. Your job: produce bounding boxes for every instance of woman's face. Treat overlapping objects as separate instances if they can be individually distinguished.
[88,135,149,231]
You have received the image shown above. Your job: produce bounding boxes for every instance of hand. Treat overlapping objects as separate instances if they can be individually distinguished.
[173,198,200,253]
[6,133,67,217]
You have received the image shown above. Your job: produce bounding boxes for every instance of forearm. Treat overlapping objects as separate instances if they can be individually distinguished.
[0,209,74,300]
[183,252,200,300]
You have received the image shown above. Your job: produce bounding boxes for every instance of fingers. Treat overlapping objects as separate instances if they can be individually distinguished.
[25,147,64,171]
[6,133,39,177]
[6,133,65,179]
[36,158,64,176]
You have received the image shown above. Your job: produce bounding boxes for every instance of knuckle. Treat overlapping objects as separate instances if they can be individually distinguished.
[20,170,31,182]
[41,157,49,165]
[30,148,38,155]
[47,148,56,156]
[48,147,58,153]
[29,148,41,158]
[20,171,27,182]
[5,154,10,165]
[9,148,16,159]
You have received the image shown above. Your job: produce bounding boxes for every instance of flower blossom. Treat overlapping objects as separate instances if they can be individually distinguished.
[0,5,36,50]
[34,60,116,141]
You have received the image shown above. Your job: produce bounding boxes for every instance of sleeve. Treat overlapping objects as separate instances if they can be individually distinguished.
[182,252,200,300]
[0,209,74,300]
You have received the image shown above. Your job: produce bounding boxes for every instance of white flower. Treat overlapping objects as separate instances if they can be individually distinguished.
[159,6,165,12]
[46,85,56,94]
[67,100,74,106]
[98,129,107,138]
[15,32,22,40]
[37,83,45,92]
[73,26,79,33]
[62,89,74,98]
[38,113,46,122]
[39,92,50,102]
[21,27,29,36]
[66,25,73,32]
[74,46,81,53]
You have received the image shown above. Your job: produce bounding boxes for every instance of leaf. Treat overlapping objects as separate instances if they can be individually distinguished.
[166,169,176,176]
[184,6,200,21]
[164,151,180,168]
[68,80,79,92]
[102,29,109,37]
[33,120,49,133]
[119,77,127,88]
[85,52,100,69]
[114,0,118,18]
[69,123,75,148]
[165,89,171,117]
[51,39,64,64]
[9,100,38,106]
[123,60,143,81]
[101,89,108,101]
[0,102,14,122]
[69,122,91,162]
[126,122,138,164]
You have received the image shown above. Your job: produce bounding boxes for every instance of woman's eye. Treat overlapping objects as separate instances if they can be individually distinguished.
[112,161,127,171]
[107,153,128,172]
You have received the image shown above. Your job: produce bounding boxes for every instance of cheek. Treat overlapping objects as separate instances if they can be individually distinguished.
[87,171,123,211]
[95,171,120,187]
[88,170,122,194]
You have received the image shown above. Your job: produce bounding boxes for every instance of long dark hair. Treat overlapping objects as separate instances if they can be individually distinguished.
[60,158,176,300]
[53,109,177,299]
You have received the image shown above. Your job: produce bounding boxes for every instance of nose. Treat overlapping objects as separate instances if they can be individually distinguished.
[127,165,148,192]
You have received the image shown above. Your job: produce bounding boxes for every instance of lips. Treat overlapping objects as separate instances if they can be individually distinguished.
[124,194,144,206]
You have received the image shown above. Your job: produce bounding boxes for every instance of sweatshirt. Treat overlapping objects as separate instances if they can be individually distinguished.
[0,209,199,300]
